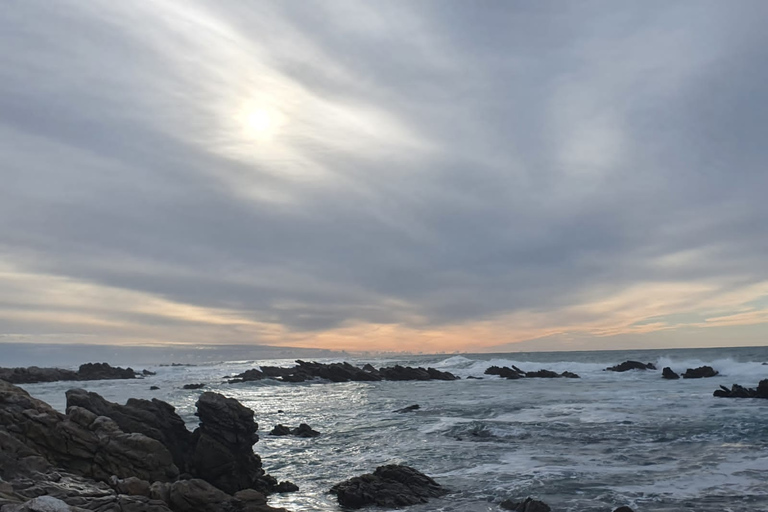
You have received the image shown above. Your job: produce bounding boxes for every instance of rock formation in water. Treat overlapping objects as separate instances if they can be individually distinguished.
[681,366,718,378]
[662,367,680,379]
[605,361,657,372]
[500,497,551,512]
[228,360,459,384]
[330,465,448,508]
[484,366,580,379]
[268,424,320,438]
[0,363,145,384]
[713,379,768,399]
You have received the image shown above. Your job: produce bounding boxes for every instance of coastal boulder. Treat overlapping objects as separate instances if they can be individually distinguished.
[76,362,137,381]
[713,380,768,399]
[605,361,656,372]
[485,366,524,379]
[330,464,448,508]
[682,366,718,379]
[662,367,680,379]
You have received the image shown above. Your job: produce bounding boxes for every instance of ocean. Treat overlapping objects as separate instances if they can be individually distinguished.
[18,346,768,512]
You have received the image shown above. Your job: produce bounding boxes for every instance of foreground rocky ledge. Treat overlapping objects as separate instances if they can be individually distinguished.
[0,363,151,385]
[0,380,291,511]
[228,360,459,384]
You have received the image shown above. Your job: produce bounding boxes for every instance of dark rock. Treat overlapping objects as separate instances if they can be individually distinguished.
[560,371,580,378]
[0,380,178,483]
[0,363,143,384]
[466,376,483,379]
[269,424,292,436]
[65,388,195,474]
[484,366,523,379]
[291,423,320,438]
[613,507,635,512]
[662,367,680,379]
[183,383,206,389]
[713,379,768,399]
[682,366,718,379]
[142,369,156,376]
[500,497,551,512]
[150,386,160,390]
[605,361,656,372]
[394,404,420,413]
[362,364,377,372]
[330,464,448,509]
[274,481,299,493]
[228,368,265,384]
[192,392,272,494]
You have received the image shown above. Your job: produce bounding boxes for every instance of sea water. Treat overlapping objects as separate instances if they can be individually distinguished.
[18,346,768,512]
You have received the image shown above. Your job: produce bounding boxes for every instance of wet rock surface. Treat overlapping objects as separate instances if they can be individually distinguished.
[713,379,768,399]
[605,361,656,372]
[662,367,680,379]
[0,363,144,385]
[484,366,580,379]
[682,366,718,378]
[268,424,319,438]
[330,464,448,509]
[228,360,459,384]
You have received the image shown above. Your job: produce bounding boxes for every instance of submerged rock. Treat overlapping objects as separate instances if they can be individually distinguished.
[500,497,551,512]
[330,464,448,509]
[394,404,420,413]
[268,423,320,437]
[605,361,656,372]
[662,367,680,379]
[682,366,718,379]
[182,383,205,390]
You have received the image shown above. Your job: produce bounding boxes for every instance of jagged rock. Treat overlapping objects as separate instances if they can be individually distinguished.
[525,370,561,378]
[682,366,718,379]
[268,425,292,436]
[613,507,634,512]
[500,497,551,512]
[233,361,458,384]
[110,476,151,497]
[714,379,768,399]
[662,367,680,379]
[1,496,86,512]
[330,465,448,508]
[0,381,178,483]
[167,479,231,512]
[150,386,160,390]
[605,361,656,372]
[192,392,275,494]
[560,371,580,378]
[142,370,156,376]
[394,404,420,413]
[66,389,194,474]
[182,383,205,390]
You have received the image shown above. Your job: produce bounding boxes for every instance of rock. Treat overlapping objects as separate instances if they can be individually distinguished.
[110,476,151,497]
[269,425,292,436]
[0,381,178,483]
[76,362,138,380]
[485,366,523,379]
[560,371,580,378]
[291,424,320,438]
[613,507,634,512]
[682,366,718,379]
[0,363,143,385]
[183,383,205,390]
[714,379,768,399]
[150,386,160,390]
[167,479,231,512]
[65,389,194,474]
[192,392,274,494]
[500,497,551,512]
[273,481,299,493]
[330,464,448,508]
[525,370,561,378]
[662,367,680,379]
[227,369,265,384]
[142,369,156,376]
[394,404,420,413]
[466,376,483,379]
[605,361,656,372]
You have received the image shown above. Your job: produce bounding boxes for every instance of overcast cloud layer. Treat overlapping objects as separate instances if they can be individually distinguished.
[1,0,767,352]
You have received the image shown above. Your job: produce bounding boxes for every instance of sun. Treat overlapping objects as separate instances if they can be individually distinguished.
[247,108,272,134]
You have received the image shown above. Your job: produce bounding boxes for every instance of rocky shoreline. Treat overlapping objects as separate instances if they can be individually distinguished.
[0,363,152,385]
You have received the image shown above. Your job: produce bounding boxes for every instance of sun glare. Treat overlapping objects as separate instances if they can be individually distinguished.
[247,109,272,134]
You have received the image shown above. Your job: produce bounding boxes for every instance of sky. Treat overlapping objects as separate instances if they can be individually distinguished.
[1,0,767,355]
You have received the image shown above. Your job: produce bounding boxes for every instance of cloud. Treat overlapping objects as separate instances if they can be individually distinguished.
[1,0,768,352]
